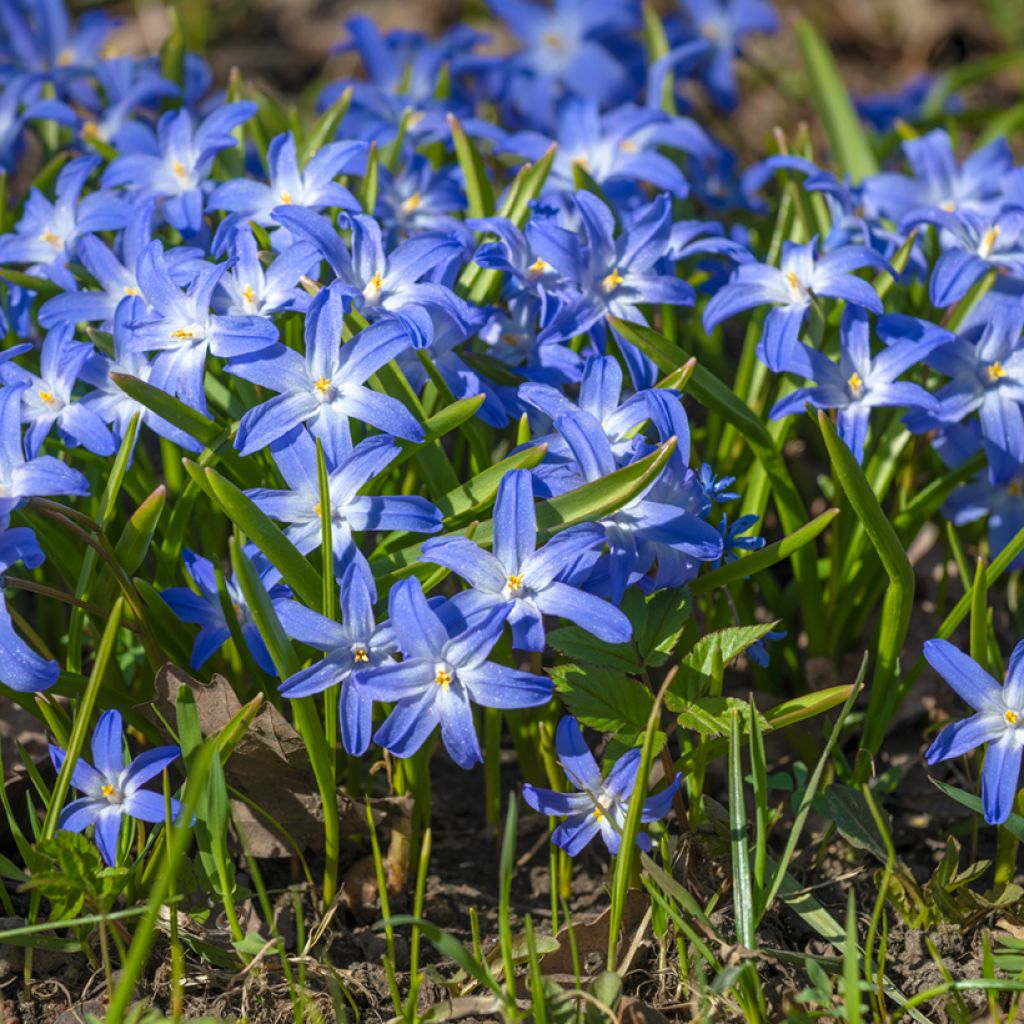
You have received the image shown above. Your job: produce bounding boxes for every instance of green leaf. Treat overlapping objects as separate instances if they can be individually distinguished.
[546,626,640,673]
[691,508,839,596]
[675,696,761,738]
[300,87,352,165]
[0,268,62,297]
[111,372,217,446]
[795,19,878,181]
[729,708,755,948]
[204,465,323,611]
[931,779,1024,843]
[229,538,300,679]
[383,916,504,998]
[818,411,913,765]
[822,784,890,863]
[371,438,676,578]
[448,113,495,218]
[627,586,691,668]
[609,317,824,651]
[551,664,653,744]
[668,622,779,710]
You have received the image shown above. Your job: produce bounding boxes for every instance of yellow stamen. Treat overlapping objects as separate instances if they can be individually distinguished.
[314,376,333,394]
[527,256,550,278]
[592,807,604,821]
[366,271,384,297]
[506,573,525,592]
[123,286,139,296]
[38,229,61,248]
[101,783,116,799]
[313,501,322,517]
[400,191,422,214]
[82,120,100,139]
[847,372,864,395]
[980,225,1001,258]
[785,270,800,291]
[1007,710,1020,726]
[38,389,55,405]
[543,32,563,49]
[242,283,256,303]
[988,361,1007,382]
[55,49,74,67]
[602,267,625,293]
[170,328,194,339]
[279,190,293,205]
[940,200,957,213]
[619,139,640,153]
[172,159,188,179]
[435,668,452,689]
[1010,479,1023,497]
[353,647,369,663]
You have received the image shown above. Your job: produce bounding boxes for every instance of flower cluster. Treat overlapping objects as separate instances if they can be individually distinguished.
[2,0,1021,864]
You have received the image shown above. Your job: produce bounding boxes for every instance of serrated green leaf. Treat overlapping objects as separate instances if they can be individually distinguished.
[547,626,640,673]
[675,696,763,738]
[668,622,779,710]
[629,587,691,668]
[551,664,653,743]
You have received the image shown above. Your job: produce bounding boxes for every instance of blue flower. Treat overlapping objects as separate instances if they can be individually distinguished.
[887,307,1024,460]
[0,0,116,82]
[520,354,684,470]
[229,282,422,458]
[271,207,470,347]
[75,55,178,148]
[673,0,778,110]
[539,192,694,388]
[855,74,943,133]
[375,154,466,241]
[944,441,1024,571]
[717,512,764,563]
[0,524,59,692]
[421,468,630,651]
[486,0,637,129]
[697,464,739,504]
[769,307,940,463]
[355,578,551,768]
[0,155,129,288]
[215,227,318,318]
[162,549,289,675]
[0,74,77,172]
[924,638,1024,825]
[38,199,172,330]
[523,717,681,854]
[79,297,201,455]
[209,131,365,229]
[276,563,397,756]
[864,129,1012,223]
[904,206,1024,308]
[551,410,722,601]
[49,710,181,866]
[246,427,442,580]
[498,97,717,204]
[703,236,890,373]
[0,324,115,458]
[102,102,257,234]
[0,384,90,518]
[123,240,279,417]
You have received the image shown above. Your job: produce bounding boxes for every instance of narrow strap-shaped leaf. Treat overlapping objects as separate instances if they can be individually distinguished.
[818,412,913,765]
[205,466,323,610]
[795,19,878,181]
[448,113,495,218]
